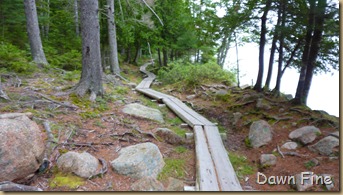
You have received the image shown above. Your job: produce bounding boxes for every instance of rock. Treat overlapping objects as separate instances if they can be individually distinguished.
[289,126,321,145]
[57,151,99,178]
[281,142,298,150]
[256,98,271,110]
[130,177,164,191]
[329,131,339,138]
[320,174,334,191]
[127,82,137,88]
[284,94,293,100]
[279,108,285,113]
[292,172,315,191]
[240,84,251,89]
[220,133,227,142]
[185,133,194,140]
[308,136,339,156]
[307,158,320,167]
[242,93,262,102]
[155,128,186,145]
[111,143,165,179]
[0,181,43,191]
[186,94,196,100]
[0,115,45,182]
[215,89,228,96]
[260,154,277,167]
[122,103,164,123]
[248,120,273,148]
[166,177,184,191]
[232,112,242,126]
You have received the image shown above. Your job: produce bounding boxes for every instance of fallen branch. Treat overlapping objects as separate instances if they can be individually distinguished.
[277,145,285,158]
[0,181,42,191]
[283,152,307,157]
[88,158,108,179]
[43,121,55,158]
[37,93,79,110]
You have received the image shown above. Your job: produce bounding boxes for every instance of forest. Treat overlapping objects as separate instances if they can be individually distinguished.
[0,0,340,192]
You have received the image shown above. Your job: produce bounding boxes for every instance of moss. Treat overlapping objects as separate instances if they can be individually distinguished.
[157,158,186,181]
[244,137,252,148]
[228,152,255,179]
[49,172,85,189]
[171,127,187,137]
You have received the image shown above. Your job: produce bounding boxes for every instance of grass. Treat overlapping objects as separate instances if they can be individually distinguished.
[228,152,255,179]
[157,158,186,181]
[174,146,187,154]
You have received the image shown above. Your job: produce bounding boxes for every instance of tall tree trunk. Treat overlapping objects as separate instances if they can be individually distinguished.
[294,0,316,104]
[253,0,272,92]
[234,31,240,87]
[264,1,282,90]
[107,0,120,74]
[74,0,103,100]
[73,0,79,36]
[157,48,162,66]
[125,46,131,63]
[301,0,326,105]
[24,0,48,66]
[133,43,140,64]
[162,48,168,66]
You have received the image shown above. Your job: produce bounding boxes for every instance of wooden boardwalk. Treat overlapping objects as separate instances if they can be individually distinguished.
[135,62,242,191]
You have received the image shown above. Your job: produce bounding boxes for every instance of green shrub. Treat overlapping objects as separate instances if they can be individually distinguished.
[47,48,82,71]
[157,60,236,88]
[0,42,35,73]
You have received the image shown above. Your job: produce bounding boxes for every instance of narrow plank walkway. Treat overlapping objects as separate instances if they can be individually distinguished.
[135,62,242,191]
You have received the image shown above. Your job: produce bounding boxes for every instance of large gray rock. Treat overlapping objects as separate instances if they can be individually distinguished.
[57,151,99,178]
[111,143,165,179]
[308,136,339,156]
[256,98,271,110]
[166,177,184,191]
[248,120,273,148]
[155,128,187,145]
[131,177,164,191]
[122,103,164,123]
[260,154,277,167]
[0,115,45,182]
[289,126,321,145]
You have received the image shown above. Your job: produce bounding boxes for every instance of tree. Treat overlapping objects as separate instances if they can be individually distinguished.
[24,0,48,66]
[107,0,120,74]
[294,0,328,105]
[73,0,103,100]
[253,0,272,92]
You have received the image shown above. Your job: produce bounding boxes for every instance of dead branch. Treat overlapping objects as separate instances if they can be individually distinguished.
[43,121,55,158]
[283,152,307,157]
[228,100,255,108]
[0,181,42,191]
[0,112,33,119]
[290,108,309,115]
[88,158,108,179]
[37,93,79,110]
[133,127,159,141]
[277,145,285,158]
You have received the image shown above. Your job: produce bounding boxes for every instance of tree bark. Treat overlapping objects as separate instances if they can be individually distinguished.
[157,48,162,66]
[107,0,120,74]
[74,0,103,100]
[24,0,48,66]
[162,48,168,66]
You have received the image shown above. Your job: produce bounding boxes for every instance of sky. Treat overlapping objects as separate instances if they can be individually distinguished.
[224,43,339,117]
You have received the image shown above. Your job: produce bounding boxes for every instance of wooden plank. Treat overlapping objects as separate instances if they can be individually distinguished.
[162,98,203,127]
[168,98,215,126]
[203,126,242,191]
[144,89,174,99]
[135,88,165,100]
[193,125,220,191]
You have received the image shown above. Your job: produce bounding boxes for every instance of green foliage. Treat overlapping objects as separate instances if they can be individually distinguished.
[171,127,187,138]
[48,49,82,71]
[244,137,252,148]
[0,42,35,74]
[228,152,254,179]
[157,60,236,88]
[114,86,129,95]
[304,161,316,169]
[174,146,187,154]
[157,158,186,180]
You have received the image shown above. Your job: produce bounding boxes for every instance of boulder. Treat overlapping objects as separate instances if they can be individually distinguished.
[131,177,164,191]
[289,126,321,145]
[111,143,165,179]
[166,177,184,191]
[308,136,339,156]
[256,98,271,110]
[57,151,99,178]
[155,128,186,145]
[215,89,228,96]
[232,112,242,126]
[0,115,45,182]
[329,131,339,139]
[260,154,277,167]
[281,142,298,150]
[248,120,273,148]
[186,94,196,100]
[292,172,315,191]
[122,103,164,123]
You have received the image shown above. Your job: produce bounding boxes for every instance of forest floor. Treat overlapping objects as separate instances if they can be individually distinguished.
[0,62,339,191]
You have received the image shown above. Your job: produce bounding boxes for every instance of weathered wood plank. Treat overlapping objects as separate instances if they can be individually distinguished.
[203,126,242,191]
[168,98,215,126]
[193,125,220,191]
[162,98,203,127]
